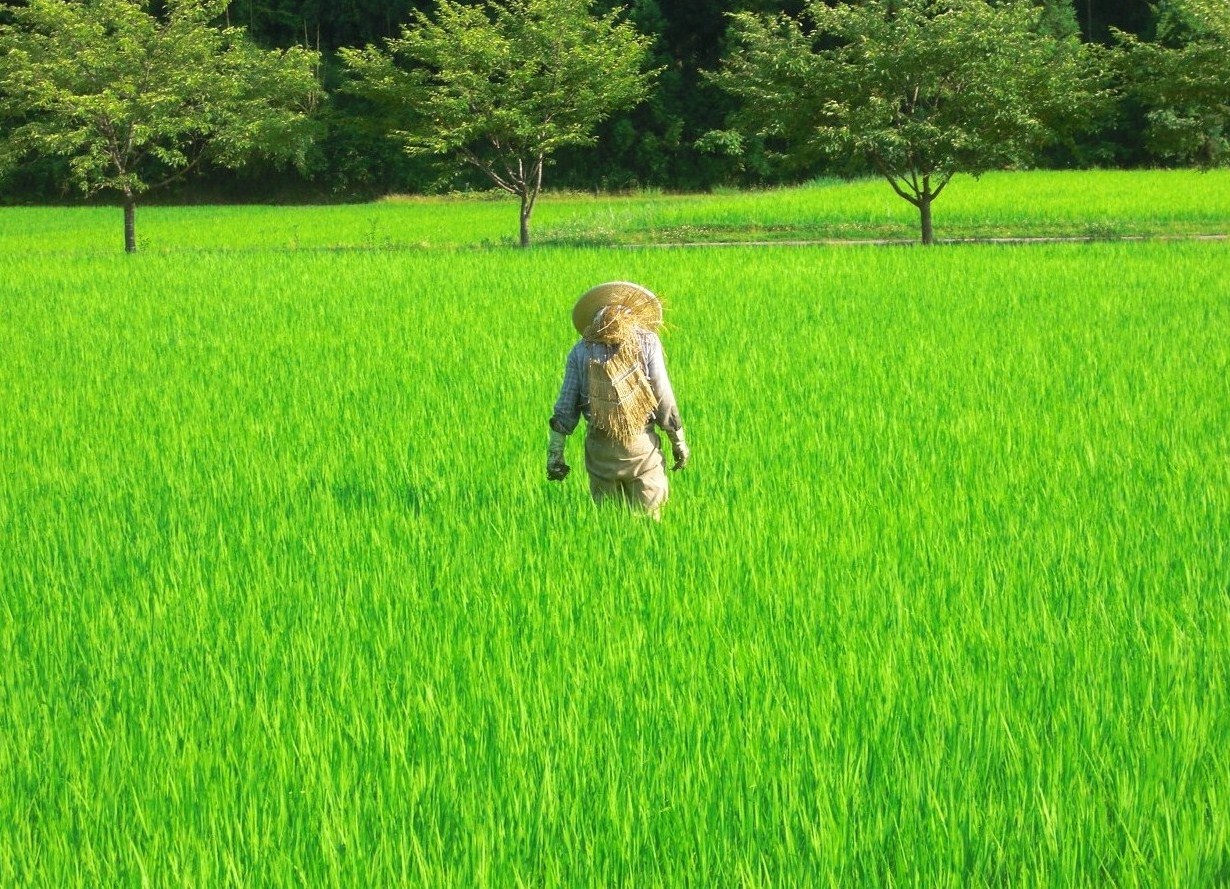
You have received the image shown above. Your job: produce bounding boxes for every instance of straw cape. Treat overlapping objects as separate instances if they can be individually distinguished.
[574,282,663,446]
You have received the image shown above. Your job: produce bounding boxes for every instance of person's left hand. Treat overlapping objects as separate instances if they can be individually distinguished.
[669,430,690,471]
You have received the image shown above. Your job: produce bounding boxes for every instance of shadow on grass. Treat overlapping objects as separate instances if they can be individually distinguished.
[305,477,431,515]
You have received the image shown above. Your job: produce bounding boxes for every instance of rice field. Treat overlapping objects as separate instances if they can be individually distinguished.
[1,178,1229,886]
[4,167,1229,252]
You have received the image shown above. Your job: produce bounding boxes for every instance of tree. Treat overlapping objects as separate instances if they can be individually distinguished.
[1117,0,1230,168]
[0,0,320,252]
[1179,0,1230,34]
[340,0,656,247]
[707,0,1103,244]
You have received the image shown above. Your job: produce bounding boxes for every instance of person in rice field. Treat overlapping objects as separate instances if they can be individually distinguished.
[547,281,689,518]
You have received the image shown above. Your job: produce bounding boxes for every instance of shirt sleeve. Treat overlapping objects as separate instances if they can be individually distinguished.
[644,333,682,434]
[549,343,584,435]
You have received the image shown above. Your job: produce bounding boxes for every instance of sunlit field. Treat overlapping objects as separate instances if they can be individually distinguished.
[1,184,1228,885]
[3,168,1229,253]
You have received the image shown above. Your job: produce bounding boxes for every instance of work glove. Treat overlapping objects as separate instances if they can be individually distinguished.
[546,429,570,481]
[667,428,690,471]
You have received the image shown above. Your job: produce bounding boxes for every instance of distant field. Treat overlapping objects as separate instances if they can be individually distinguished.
[1,188,1228,885]
[3,168,1229,252]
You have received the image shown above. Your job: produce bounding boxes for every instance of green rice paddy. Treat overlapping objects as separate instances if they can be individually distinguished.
[1,172,1228,886]
[5,168,1230,252]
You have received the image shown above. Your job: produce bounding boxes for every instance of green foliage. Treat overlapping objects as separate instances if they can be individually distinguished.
[0,0,1204,200]
[709,0,1106,243]
[340,0,656,245]
[1164,0,1230,37]
[1035,0,1081,39]
[0,0,320,247]
[1117,0,1230,167]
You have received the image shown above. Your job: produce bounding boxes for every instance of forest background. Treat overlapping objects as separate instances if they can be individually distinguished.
[0,0,1212,203]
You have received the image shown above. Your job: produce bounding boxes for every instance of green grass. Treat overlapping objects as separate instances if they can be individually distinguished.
[4,168,1229,253]
[1,188,1229,885]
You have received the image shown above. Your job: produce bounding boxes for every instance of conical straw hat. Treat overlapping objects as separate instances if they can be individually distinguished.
[572,281,663,336]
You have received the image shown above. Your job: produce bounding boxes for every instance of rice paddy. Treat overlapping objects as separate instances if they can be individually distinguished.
[5,167,1230,252]
[1,173,1228,886]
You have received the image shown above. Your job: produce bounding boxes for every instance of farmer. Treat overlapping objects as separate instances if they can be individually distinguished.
[547,281,689,518]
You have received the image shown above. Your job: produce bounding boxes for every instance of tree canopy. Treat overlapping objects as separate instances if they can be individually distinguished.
[341,0,655,246]
[0,0,1223,207]
[708,0,1103,244]
[0,0,320,250]
[1118,0,1230,168]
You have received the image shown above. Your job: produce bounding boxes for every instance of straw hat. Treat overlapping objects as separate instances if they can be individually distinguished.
[572,281,663,337]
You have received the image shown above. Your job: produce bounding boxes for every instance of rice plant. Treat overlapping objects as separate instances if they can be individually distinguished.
[0,209,1227,885]
[3,168,1228,254]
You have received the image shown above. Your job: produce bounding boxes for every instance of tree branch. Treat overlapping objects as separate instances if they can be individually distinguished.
[873,159,921,206]
[525,153,544,213]
[499,151,524,193]
[148,145,207,190]
[460,146,516,194]
[883,174,920,206]
[931,172,954,200]
[99,117,128,182]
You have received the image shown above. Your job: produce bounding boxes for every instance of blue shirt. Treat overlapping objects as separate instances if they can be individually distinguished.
[550,329,682,436]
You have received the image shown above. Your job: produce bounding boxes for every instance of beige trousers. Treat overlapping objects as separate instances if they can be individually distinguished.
[584,425,669,517]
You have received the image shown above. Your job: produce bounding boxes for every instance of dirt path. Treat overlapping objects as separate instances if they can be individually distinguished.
[616,232,1230,248]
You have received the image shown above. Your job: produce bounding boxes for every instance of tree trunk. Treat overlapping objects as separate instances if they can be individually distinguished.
[918,191,934,246]
[519,192,532,248]
[123,196,137,254]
